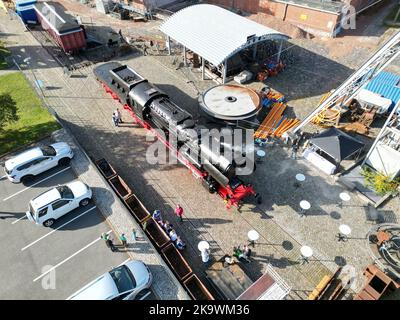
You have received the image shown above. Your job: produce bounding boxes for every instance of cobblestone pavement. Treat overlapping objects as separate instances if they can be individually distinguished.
[1,4,400,300]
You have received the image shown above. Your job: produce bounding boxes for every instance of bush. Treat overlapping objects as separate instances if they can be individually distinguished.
[0,93,19,130]
[361,166,400,196]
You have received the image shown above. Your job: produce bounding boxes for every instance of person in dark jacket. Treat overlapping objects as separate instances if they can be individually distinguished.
[291,139,299,160]
[101,233,116,252]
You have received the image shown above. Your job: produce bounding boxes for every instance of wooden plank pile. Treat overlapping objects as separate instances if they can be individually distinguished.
[254,102,300,139]
[308,268,347,300]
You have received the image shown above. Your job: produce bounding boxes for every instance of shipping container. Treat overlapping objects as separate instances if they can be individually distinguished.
[33,1,86,53]
[16,0,38,24]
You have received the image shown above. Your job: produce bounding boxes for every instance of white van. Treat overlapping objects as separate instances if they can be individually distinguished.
[26,181,92,227]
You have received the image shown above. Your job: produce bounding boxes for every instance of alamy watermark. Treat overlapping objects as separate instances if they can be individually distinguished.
[145,126,256,176]
[41,265,56,290]
[341,5,357,30]
[39,3,60,33]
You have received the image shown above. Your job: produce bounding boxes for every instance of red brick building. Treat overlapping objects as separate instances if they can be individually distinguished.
[204,0,385,37]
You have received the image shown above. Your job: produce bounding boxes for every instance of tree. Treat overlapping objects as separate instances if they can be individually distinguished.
[0,93,19,131]
[361,166,400,196]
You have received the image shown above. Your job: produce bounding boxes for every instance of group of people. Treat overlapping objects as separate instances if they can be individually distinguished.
[112,108,122,127]
[101,232,129,252]
[152,206,186,250]
[101,204,187,252]
[101,227,141,252]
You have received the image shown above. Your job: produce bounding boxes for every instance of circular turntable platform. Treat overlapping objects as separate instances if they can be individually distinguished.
[198,84,261,121]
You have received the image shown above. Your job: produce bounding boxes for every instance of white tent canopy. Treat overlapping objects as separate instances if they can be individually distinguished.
[159,4,289,67]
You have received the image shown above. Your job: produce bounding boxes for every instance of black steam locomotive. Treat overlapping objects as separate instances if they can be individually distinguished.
[94,62,259,208]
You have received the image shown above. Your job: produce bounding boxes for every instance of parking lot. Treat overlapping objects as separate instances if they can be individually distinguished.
[0,154,155,300]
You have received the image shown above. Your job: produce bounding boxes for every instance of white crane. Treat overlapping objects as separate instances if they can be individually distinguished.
[289,30,400,138]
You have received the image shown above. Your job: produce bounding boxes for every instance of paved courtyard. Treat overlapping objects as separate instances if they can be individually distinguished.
[1,2,400,299]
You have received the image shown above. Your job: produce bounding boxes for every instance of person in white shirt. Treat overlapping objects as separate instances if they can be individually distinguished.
[113,109,122,126]
[169,229,178,242]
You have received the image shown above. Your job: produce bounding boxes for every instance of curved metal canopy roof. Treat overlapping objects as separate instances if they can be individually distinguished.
[159,4,289,66]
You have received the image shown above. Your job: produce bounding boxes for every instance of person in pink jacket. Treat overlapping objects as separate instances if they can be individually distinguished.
[175,204,184,222]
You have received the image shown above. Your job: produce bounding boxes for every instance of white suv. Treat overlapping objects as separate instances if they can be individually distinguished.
[4,142,74,183]
[26,181,92,227]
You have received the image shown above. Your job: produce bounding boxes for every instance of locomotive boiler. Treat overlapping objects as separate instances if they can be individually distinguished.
[94,62,260,208]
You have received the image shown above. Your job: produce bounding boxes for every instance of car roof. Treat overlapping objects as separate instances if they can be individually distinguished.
[68,272,119,300]
[5,147,43,169]
[31,188,61,210]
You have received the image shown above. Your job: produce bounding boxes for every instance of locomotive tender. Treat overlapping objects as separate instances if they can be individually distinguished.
[94,62,260,208]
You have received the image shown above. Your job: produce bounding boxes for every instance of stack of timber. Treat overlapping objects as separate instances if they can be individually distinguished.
[254,102,300,139]
[261,89,285,108]
[308,268,347,300]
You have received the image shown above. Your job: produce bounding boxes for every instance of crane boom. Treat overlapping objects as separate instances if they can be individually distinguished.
[291,30,400,135]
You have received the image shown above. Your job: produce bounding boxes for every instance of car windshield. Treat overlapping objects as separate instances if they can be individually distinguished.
[40,146,56,156]
[56,185,74,199]
[109,265,136,293]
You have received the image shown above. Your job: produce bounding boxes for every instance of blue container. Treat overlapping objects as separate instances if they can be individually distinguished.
[16,0,38,24]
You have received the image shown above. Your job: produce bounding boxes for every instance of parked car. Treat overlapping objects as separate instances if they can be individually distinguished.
[26,181,92,227]
[67,260,153,300]
[3,142,74,183]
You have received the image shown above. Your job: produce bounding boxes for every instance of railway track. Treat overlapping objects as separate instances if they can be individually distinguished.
[27,25,93,71]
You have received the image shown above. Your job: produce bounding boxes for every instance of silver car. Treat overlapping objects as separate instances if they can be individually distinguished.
[67,260,153,300]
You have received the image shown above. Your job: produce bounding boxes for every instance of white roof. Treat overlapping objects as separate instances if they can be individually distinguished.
[31,188,61,210]
[5,147,43,170]
[358,89,392,111]
[159,4,289,66]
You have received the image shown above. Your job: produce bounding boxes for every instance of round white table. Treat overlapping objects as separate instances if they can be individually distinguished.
[338,192,351,209]
[299,200,311,217]
[256,150,266,163]
[337,224,352,242]
[339,192,351,202]
[256,150,266,157]
[300,245,313,264]
[248,230,260,247]
[295,173,306,182]
[198,240,210,252]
